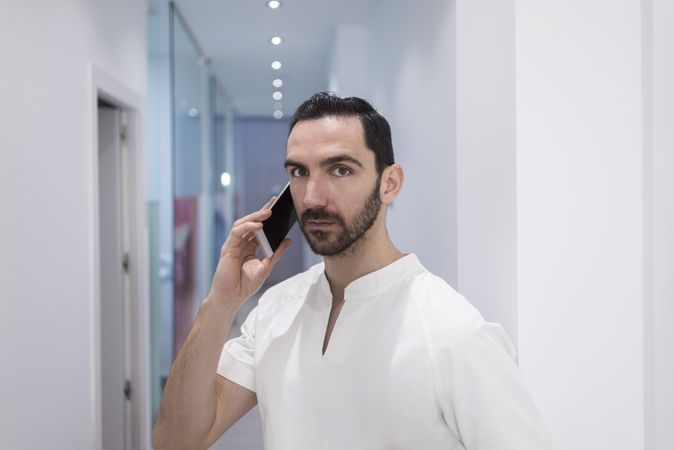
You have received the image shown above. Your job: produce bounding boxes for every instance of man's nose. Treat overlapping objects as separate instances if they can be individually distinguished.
[303,178,328,208]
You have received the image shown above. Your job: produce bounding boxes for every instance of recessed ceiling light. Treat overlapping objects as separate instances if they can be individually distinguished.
[274,102,283,110]
[273,110,284,119]
[267,0,281,9]
[272,78,283,88]
[271,61,282,70]
[270,36,283,46]
[273,91,283,101]
[220,172,232,187]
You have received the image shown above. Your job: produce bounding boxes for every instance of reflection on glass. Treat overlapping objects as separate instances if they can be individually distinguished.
[147,1,238,429]
[172,6,205,357]
[147,0,174,425]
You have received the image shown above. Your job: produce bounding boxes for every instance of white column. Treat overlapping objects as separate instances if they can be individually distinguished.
[650,0,674,448]
[515,1,645,449]
[456,0,662,449]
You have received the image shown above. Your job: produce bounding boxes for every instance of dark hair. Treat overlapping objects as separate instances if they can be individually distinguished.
[289,92,395,174]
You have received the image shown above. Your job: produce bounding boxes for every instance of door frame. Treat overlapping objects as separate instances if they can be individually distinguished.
[88,63,151,450]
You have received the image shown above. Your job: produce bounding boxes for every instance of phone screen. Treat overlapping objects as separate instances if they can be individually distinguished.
[262,183,297,252]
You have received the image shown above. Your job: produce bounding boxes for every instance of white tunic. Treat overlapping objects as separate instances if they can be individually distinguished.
[217,254,552,450]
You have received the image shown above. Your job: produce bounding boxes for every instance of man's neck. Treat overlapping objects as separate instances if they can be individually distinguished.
[322,231,404,304]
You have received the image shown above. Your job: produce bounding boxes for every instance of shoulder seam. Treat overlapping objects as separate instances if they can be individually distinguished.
[406,275,461,439]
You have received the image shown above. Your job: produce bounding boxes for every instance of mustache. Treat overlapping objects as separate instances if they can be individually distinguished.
[301,208,344,225]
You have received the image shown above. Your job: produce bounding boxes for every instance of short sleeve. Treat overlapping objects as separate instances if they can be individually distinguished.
[216,306,258,392]
[434,322,554,450]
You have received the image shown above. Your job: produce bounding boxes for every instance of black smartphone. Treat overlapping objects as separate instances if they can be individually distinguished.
[254,182,297,257]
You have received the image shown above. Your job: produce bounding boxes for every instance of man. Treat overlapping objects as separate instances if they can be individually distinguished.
[153,92,552,450]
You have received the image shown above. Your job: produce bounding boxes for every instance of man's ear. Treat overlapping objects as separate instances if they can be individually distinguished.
[380,163,404,205]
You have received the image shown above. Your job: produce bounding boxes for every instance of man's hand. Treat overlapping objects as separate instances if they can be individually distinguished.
[208,197,292,308]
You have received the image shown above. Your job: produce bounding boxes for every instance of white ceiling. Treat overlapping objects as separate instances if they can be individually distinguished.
[174,0,382,117]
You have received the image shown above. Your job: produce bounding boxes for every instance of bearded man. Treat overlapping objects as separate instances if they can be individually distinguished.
[153,93,553,450]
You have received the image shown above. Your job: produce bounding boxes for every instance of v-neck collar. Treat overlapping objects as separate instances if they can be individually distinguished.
[316,253,423,301]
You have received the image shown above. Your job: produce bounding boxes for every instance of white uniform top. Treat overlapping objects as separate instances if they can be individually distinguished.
[217,254,552,450]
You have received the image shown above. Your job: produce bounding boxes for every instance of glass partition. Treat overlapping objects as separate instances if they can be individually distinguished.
[146,0,237,427]
[171,6,206,357]
[210,77,236,270]
[146,0,173,425]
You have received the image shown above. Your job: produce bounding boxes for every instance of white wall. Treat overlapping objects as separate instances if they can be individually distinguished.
[516,1,645,448]
[367,0,457,286]
[455,0,518,343]
[328,25,369,99]
[651,0,674,448]
[0,1,147,448]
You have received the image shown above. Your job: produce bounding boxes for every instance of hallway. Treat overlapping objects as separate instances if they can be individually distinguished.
[1,1,673,449]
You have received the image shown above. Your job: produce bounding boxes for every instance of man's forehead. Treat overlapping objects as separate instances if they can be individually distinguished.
[288,116,364,144]
[286,116,373,163]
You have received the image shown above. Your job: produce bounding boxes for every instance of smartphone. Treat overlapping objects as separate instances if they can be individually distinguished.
[254,182,297,258]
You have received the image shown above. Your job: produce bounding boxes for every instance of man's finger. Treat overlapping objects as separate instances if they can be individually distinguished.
[228,221,263,245]
[221,232,260,262]
[262,238,292,273]
[261,195,277,210]
[232,206,273,228]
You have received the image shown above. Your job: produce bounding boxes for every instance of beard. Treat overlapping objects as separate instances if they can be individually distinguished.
[299,177,382,257]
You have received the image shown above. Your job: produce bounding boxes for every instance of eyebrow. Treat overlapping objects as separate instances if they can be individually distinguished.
[283,154,364,170]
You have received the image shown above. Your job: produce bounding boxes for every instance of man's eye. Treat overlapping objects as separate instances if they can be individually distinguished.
[290,167,307,177]
[332,167,351,177]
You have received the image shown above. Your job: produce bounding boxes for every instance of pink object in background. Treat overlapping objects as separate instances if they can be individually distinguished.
[173,197,199,357]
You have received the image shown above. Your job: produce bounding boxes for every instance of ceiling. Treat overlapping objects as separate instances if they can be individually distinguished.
[174,0,383,118]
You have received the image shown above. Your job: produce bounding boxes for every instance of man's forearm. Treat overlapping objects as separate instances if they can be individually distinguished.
[153,295,239,449]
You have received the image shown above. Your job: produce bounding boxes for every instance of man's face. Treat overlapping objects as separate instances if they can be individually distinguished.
[284,116,383,257]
